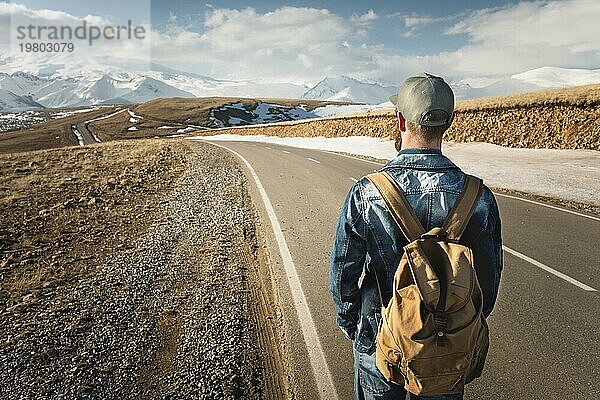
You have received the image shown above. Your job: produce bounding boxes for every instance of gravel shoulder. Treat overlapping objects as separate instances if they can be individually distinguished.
[0,140,289,399]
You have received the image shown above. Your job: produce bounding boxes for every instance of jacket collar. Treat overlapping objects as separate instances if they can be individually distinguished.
[384,147,459,170]
[398,148,442,155]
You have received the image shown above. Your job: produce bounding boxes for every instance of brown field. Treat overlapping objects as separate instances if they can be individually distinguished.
[195,84,600,150]
[133,96,353,126]
[86,109,197,142]
[3,85,599,154]
[0,140,288,397]
[1,97,353,154]
[455,83,600,110]
[0,139,191,302]
[0,107,120,154]
[80,97,355,143]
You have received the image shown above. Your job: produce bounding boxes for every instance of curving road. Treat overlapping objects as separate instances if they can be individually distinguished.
[71,122,100,146]
[71,107,129,145]
[205,140,600,400]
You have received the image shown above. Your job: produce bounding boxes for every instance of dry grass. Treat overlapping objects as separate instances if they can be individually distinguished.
[134,97,353,126]
[86,109,187,141]
[455,84,600,110]
[0,107,119,154]
[87,97,353,142]
[0,139,192,305]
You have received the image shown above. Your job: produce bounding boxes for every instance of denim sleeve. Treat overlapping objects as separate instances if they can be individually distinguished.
[329,182,367,341]
[471,188,503,317]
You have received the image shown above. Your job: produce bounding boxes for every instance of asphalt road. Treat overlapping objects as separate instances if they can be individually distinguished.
[207,140,600,400]
[75,121,99,145]
[72,107,128,145]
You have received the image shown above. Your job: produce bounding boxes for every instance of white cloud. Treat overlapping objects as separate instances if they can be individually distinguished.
[366,0,600,83]
[386,11,452,38]
[150,6,380,82]
[404,15,439,28]
[352,9,378,23]
[1,1,598,87]
[0,3,150,62]
[441,0,600,76]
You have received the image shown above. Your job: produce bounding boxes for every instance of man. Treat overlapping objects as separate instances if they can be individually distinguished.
[329,73,502,400]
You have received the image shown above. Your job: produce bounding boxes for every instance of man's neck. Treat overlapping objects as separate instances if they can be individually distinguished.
[400,137,442,151]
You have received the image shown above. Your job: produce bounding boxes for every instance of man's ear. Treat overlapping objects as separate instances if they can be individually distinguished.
[397,110,406,132]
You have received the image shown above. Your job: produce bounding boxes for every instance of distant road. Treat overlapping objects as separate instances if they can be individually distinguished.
[71,107,128,145]
[74,121,99,145]
[207,140,600,400]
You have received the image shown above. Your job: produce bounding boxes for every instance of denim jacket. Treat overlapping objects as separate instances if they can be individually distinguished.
[329,148,503,354]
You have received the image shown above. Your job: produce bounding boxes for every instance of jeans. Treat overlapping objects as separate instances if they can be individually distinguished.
[353,347,463,400]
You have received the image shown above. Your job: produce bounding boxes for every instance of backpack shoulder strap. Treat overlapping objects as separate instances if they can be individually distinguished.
[366,171,425,241]
[443,175,483,241]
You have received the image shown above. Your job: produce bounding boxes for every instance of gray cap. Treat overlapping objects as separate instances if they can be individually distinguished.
[389,73,454,127]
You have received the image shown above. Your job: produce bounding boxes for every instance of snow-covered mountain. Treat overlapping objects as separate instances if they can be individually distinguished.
[1,53,599,112]
[302,76,396,104]
[512,67,600,88]
[0,88,43,111]
[0,54,309,111]
[452,67,600,100]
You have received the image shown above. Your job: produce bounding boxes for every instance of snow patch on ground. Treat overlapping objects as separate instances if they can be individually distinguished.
[0,107,103,132]
[50,107,101,119]
[157,125,176,129]
[209,102,319,127]
[127,109,144,119]
[209,101,394,127]
[176,127,195,134]
[127,126,138,131]
[192,134,600,207]
[311,102,393,117]
[71,126,84,146]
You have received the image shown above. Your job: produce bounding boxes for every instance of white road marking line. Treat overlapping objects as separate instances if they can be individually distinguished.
[349,177,358,182]
[283,150,291,154]
[495,193,600,222]
[206,141,339,400]
[307,157,321,164]
[320,150,386,166]
[318,149,600,223]
[503,245,597,292]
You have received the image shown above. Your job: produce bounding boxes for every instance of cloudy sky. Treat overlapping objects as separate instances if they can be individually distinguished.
[1,0,599,84]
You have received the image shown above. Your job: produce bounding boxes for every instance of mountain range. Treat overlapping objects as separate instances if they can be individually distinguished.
[301,76,397,104]
[0,54,598,112]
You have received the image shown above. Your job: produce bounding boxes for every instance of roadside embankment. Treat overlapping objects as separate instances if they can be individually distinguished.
[195,84,600,151]
[0,140,287,399]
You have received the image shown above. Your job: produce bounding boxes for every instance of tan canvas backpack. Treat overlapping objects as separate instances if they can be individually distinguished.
[366,171,489,396]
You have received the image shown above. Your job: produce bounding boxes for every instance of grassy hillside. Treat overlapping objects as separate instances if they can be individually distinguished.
[0,107,119,154]
[195,84,600,150]
[134,97,349,127]
[1,97,353,154]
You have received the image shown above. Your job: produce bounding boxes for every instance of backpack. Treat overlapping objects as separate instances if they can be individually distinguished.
[365,171,489,396]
